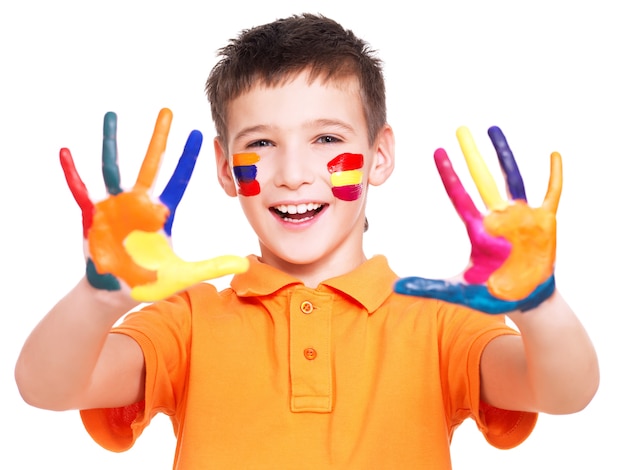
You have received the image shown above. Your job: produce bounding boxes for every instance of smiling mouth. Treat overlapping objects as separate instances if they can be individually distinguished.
[272,203,326,222]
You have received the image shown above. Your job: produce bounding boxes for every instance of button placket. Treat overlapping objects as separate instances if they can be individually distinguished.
[289,288,333,413]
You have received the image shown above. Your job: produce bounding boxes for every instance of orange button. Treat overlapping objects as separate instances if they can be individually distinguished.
[304,348,317,360]
[300,301,314,314]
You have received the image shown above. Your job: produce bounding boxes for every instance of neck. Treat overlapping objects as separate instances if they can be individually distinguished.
[258,246,367,288]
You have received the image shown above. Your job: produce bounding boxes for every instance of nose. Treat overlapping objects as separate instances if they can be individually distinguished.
[272,147,315,190]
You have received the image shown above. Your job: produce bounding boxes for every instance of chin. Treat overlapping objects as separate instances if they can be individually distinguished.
[277,250,327,266]
[261,240,331,267]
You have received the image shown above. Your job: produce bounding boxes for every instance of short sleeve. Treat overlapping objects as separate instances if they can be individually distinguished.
[477,402,538,449]
[80,290,196,452]
[80,400,146,452]
[443,305,538,449]
[469,328,537,449]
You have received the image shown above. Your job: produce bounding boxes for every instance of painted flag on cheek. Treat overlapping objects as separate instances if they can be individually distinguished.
[327,153,364,201]
[233,152,261,196]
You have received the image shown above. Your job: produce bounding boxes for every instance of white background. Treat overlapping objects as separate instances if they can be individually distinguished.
[1,0,623,468]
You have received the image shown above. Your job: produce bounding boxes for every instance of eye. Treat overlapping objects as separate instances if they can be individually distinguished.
[248,139,274,148]
[315,135,341,144]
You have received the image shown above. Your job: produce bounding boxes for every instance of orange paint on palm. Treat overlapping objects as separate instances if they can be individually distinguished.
[485,201,556,300]
[89,190,169,286]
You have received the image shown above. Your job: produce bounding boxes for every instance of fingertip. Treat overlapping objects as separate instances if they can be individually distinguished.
[433,148,451,168]
[487,126,509,149]
[550,152,563,176]
[456,126,480,155]
[239,256,251,273]
[543,151,563,212]
[59,147,71,162]
[455,126,471,141]
[185,130,203,154]
[549,151,563,181]
[487,125,503,138]
[157,107,174,125]
[103,112,117,138]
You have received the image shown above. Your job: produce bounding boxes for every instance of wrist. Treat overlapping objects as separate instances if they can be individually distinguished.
[507,285,561,324]
[514,275,556,312]
[76,276,140,322]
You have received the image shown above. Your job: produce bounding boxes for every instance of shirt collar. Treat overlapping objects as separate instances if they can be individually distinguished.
[230,255,397,314]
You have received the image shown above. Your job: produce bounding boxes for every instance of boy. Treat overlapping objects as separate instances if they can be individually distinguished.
[15,13,598,469]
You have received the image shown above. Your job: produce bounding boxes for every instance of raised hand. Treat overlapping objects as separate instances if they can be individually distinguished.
[60,108,249,302]
[394,126,562,314]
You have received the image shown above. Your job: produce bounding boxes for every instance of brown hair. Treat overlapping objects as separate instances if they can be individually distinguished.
[205,13,386,148]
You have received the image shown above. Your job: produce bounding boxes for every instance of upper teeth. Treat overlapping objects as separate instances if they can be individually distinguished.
[275,203,322,214]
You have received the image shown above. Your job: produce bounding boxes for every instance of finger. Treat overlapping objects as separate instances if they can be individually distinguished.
[60,147,94,237]
[542,152,562,214]
[456,126,507,211]
[434,148,481,223]
[487,126,527,201]
[394,277,509,312]
[125,230,249,301]
[102,111,123,195]
[394,275,555,314]
[159,130,203,236]
[135,108,173,191]
[130,253,250,301]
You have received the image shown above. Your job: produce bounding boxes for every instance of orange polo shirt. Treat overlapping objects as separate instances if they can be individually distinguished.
[81,255,536,469]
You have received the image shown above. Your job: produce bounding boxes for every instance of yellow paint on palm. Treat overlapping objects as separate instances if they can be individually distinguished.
[456,126,507,211]
[124,230,250,301]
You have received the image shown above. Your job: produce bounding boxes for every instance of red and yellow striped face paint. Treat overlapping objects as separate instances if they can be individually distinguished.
[232,152,261,196]
[327,153,364,201]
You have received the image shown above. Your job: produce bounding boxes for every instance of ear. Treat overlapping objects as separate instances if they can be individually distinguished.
[368,124,395,186]
[214,137,238,197]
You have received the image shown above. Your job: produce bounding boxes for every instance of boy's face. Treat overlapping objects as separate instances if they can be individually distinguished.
[215,71,394,270]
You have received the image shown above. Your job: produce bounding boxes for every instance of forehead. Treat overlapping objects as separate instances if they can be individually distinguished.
[225,72,366,135]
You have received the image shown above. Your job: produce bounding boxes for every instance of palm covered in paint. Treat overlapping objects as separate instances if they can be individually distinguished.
[394,126,562,314]
[60,108,249,302]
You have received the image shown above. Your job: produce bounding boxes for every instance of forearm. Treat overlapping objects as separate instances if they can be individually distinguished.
[507,290,599,414]
[15,277,139,410]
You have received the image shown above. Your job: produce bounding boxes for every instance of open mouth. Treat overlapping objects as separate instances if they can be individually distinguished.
[272,203,326,223]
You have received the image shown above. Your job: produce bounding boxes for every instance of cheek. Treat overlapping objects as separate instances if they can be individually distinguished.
[327,153,364,202]
[233,153,261,197]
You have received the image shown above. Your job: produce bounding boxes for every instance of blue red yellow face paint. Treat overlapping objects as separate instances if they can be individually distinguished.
[231,151,365,201]
[327,153,364,201]
[232,152,261,196]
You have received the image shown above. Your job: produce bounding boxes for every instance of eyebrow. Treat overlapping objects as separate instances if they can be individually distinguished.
[307,118,356,134]
[231,118,357,146]
[233,124,274,143]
